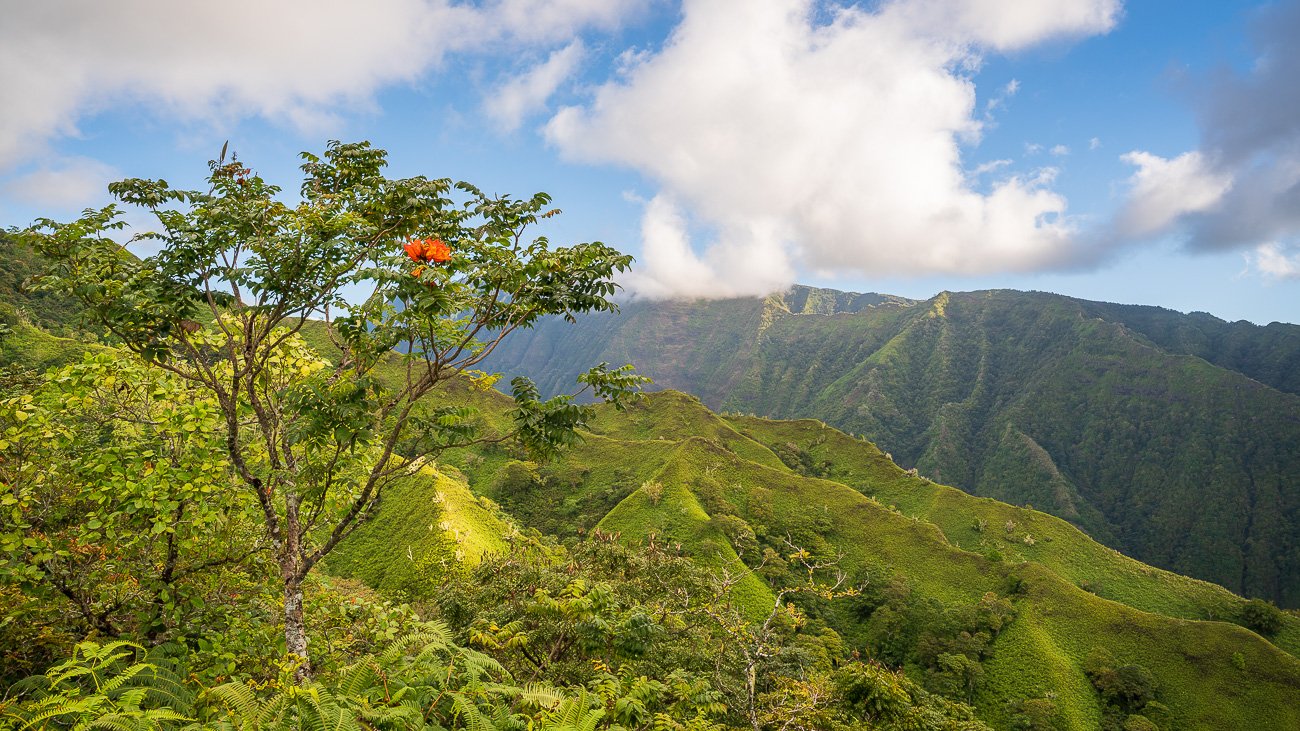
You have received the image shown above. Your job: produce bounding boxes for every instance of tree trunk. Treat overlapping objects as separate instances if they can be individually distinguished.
[284,576,311,683]
[280,489,312,683]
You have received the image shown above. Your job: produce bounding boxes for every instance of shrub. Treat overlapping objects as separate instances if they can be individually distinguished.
[642,479,665,505]
[1240,598,1285,636]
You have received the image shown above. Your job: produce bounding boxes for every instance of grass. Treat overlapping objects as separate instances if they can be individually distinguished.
[325,465,513,597]
[498,390,1300,728]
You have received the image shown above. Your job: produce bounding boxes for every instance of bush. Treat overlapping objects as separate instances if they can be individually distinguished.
[1240,598,1285,636]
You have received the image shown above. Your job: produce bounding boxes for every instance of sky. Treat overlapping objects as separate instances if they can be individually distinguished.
[1,0,1298,325]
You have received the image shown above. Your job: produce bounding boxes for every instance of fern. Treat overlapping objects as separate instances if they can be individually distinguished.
[200,682,261,723]
[379,623,455,665]
[541,690,604,731]
[333,658,379,699]
[451,693,496,731]
[17,696,108,730]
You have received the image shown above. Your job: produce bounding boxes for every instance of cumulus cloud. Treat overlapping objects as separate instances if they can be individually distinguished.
[485,41,586,133]
[620,194,796,299]
[0,0,641,169]
[1116,1,1300,256]
[547,0,1119,298]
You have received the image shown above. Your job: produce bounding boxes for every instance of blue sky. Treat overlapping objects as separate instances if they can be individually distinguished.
[2,0,1298,324]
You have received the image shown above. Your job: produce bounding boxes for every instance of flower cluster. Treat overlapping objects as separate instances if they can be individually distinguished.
[404,237,451,265]
[404,237,452,282]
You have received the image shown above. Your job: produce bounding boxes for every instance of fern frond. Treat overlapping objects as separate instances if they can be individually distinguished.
[201,681,261,723]
[100,664,152,696]
[334,658,379,699]
[485,681,564,711]
[450,693,494,731]
[73,715,136,731]
[17,696,107,730]
[456,648,506,681]
[380,623,454,665]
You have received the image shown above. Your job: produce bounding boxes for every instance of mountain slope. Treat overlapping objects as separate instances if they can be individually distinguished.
[430,391,1300,730]
[477,286,1300,605]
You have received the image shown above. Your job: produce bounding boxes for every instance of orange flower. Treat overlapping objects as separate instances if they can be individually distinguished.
[404,238,429,262]
[403,237,452,265]
[427,238,451,263]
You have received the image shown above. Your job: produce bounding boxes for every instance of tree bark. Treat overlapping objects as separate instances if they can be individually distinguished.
[282,489,311,683]
[284,576,311,683]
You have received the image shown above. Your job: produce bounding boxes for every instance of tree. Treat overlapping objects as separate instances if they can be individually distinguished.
[25,141,645,681]
[699,538,857,731]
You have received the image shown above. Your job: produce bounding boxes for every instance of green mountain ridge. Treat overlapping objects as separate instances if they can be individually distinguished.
[396,389,1300,729]
[476,286,1300,606]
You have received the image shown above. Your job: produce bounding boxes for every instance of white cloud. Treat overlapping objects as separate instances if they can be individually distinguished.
[621,194,795,299]
[1050,144,1070,156]
[972,159,1012,175]
[1,157,118,208]
[1115,150,1233,237]
[1247,242,1300,280]
[547,0,1117,297]
[0,0,641,169]
[1089,136,1102,150]
[485,41,586,133]
[882,0,1120,51]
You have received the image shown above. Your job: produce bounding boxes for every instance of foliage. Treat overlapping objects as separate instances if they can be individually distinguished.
[22,141,645,678]
[0,233,101,341]
[1082,647,1161,730]
[0,353,264,676]
[1,640,195,730]
[1240,598,1285,636]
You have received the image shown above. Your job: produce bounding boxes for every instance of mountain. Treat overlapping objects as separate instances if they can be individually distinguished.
[476,286,1300,606]
[418,389,1300,730]
[6,252,1300,728]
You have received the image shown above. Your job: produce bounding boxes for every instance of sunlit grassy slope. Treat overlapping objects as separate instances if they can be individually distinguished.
[325,464,514,596]
[416,389,1300,729]
[719,412,1300,655]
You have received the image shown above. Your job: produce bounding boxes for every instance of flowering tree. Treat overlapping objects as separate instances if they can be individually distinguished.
[25,141,644,680]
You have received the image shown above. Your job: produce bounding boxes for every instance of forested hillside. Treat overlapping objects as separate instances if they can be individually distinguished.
[476,286,1300,605]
